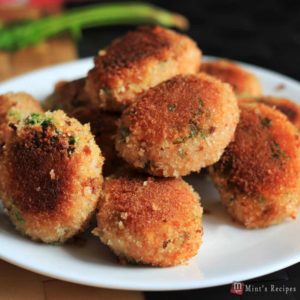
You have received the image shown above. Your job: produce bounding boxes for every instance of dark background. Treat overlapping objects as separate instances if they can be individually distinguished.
[69,0,300,299]
[70,0,300,82]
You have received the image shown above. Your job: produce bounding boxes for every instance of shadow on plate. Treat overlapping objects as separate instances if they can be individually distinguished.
[185,172,244,229]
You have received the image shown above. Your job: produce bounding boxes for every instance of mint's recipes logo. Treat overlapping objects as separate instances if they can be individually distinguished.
[230,281,296,295]
[230,282,244,295]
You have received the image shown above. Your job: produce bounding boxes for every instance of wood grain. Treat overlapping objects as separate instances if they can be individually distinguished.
[0,4,77,82]
[0,260,144,300]
[0,36,77,82]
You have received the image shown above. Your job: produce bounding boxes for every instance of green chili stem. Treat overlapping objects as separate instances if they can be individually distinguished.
[0,2,189,51]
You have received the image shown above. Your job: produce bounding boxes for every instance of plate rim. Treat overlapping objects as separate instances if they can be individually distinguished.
[1,249,300,291]
[0,56,300,291]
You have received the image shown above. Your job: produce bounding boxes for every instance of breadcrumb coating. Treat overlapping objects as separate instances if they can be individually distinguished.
[1,110,104,243]
[210,101,300,228]
[44,78,123,175]
[43,78,90,113]
[73,106,124,175]
[85,26,202,111]
[116,73,239,177]
[0,92,43,146]
[201,59,262,97]
[245,96,300,131]
[0,92,43,198]
[93,171,203,266]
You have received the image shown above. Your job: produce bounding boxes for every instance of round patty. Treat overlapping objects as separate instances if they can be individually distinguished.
[210,101,300,228]
[201,59,262,97]
[1,110,104,243]
[116,73,239,177]
[93,171,203,267]
[85,26,202,111]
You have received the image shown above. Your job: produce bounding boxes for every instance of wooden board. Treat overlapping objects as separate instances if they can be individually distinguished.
[0,4,78,82]
[0,260,144,300]
[0,36,78,82]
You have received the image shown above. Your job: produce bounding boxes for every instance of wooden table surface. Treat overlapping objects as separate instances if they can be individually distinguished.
[0,259,144,300]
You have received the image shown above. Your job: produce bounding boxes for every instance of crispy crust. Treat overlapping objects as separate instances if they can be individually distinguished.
[201,59,262,97]
[0,92,43,146]
[44,78,124,175]
[1,110,104,243]
[94,172,203,266]
[254,96,300,130]
[7,129,74,213]
[210,102,300,228]
[72,106,125,175]
[43,78,90,113]
[0,93,43,197]
[116,73,239,177]
[85,26,202,111]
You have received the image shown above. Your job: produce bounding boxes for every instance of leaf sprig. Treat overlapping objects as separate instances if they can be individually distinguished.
[0,2,189,51]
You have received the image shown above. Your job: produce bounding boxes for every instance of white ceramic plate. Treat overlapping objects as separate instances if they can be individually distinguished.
[0,57,300,291]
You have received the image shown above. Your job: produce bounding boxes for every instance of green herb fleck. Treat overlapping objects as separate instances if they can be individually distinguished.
[41,118,52,128]
[11,204,24,224]
[15,210,24,223]
[178,148,185,158]
[119,126,130,142]
[199,129,208,140]
[173,122,209,144]
[24,113,52,127]
[188,123,208,140]
[195,97,204,114]
[8,109,22,121]
[261,118,272,128]
[271,142,286,160]
[257,195,266,203]
[67,135,78,155]
[167,103,176,112]
[25,113,42,125]
[188,122,199,139]
[173,137,185,144]
[68,135,76,145]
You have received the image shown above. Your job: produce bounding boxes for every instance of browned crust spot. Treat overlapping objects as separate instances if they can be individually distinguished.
[69,106,122,175]
[86,25,192,104]
[45,78,89,113]
[213,102,300,197]
[95,26,172,74]
[120,73,227,143]
[201,59,261,96]
[100,173,200,233]
[276,104,298,122]
[6,126,74,214]
[258,96,300,129]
